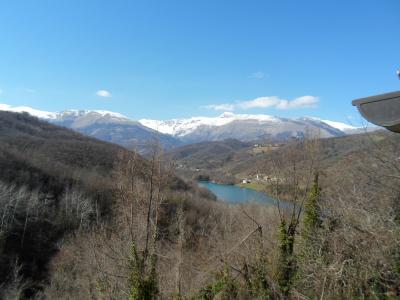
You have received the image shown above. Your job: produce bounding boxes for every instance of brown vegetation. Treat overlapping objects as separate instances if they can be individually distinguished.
[1,111,400,299]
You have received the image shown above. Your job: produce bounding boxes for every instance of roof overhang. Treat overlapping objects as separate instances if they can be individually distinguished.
[352,91,400,133]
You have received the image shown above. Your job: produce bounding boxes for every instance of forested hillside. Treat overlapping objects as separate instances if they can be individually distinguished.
[169,131,390,185]
[0,111,131,296]
[0,111,212,298]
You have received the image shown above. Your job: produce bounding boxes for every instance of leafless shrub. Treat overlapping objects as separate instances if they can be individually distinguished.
[0,262,29,300]
[41,131,400,299]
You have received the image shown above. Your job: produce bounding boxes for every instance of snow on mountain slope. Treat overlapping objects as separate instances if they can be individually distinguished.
[297,116,361,132]
[0,104,58,119]
[139,112,281,136]
[139,112,363,137]
[321,119,359,132]
[57,109,128,119]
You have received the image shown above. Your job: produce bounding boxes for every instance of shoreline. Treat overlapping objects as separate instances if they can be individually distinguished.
[236,181,267,192]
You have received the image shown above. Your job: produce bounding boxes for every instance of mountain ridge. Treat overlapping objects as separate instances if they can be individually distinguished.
[139,112,361,136]
[0,104,368,148]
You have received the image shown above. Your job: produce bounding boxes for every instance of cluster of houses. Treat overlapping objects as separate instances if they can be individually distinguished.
[253,143,283,148]
[242,173,280,184]
[252,143,284,154]
[176,164,201,172]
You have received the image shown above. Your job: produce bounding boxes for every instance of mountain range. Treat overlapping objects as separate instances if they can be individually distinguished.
[140,112,363,144]
[0,104,366,152]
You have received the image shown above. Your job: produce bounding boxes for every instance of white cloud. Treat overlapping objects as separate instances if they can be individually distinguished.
[238,96,281,109]
[249,71,265,79]
[206,95,319,111]
[204,103,235,111]
[275,96,319,109]
[96,90,112,98]
[25,88,36,93]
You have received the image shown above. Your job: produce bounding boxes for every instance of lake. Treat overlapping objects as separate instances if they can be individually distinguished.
[198,181,283,206]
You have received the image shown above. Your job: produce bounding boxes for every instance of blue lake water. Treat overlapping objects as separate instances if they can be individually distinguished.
[198,181,281,206]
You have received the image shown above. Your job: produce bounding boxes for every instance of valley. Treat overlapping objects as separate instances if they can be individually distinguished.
[0,110,399,299]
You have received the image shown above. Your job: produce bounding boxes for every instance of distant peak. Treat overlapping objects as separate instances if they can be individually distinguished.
[91,110,128,119]
[59,109,128,119]
[216,112,280,122]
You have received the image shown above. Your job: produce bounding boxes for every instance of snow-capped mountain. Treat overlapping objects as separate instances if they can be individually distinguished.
[0,103,365,150]
[139,112,362,143]
[139,112,281,136]
[0,104,181,153]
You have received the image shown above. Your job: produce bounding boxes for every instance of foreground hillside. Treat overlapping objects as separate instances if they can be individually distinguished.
[0,111,214,298]
[0,111,126,192]
[167,130,400,298]
[0,111,133,296]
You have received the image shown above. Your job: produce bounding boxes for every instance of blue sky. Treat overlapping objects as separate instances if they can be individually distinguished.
[0,0,399,123]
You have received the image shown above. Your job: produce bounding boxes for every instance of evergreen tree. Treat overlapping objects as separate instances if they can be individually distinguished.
[303,173,322,237]
[277,219,297,297]
[128,243,158,300]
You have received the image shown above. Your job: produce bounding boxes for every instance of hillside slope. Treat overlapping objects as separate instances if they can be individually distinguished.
[168,130,393,186]
[0,105,182,153]
[0,111,135,195]
[0,111,136,294]
[0,111,215,297]
[169,139,251,168]
[50,110,181,152]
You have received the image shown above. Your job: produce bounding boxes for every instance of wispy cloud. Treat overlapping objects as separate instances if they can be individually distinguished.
[249,71,265,79]
[25,88,36,93]
[96,90,112,98]
[206,95,319,111]
[276,96,319,109]
[0,89,3,95]
[204,103,236,111]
